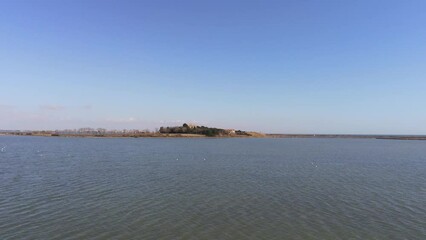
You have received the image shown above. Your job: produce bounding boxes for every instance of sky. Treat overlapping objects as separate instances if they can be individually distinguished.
[1,0,425,134]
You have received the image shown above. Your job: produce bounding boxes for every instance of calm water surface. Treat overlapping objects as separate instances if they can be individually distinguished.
[0,136,425,239]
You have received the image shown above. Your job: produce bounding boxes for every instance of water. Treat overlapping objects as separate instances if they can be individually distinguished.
[1,136,425,239]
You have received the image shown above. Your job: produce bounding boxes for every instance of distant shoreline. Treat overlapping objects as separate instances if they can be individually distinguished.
[266,134,426,141]
[1,132,426,140]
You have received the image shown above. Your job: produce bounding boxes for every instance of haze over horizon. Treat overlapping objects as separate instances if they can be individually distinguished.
[1,0,425,134]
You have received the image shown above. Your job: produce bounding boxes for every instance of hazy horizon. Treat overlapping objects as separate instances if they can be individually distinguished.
[1,0,426,134]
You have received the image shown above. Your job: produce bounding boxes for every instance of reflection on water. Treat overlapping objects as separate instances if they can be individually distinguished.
[1,136,425,239]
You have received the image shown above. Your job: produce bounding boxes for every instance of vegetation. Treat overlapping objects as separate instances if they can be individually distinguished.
[159,124,248,137]
[2,124,262,138]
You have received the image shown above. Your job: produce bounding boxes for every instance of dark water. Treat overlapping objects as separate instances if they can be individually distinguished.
[0,136,425,239]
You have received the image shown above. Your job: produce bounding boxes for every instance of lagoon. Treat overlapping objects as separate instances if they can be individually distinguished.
[1,136,425,239]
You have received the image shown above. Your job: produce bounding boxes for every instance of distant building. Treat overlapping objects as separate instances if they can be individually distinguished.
[225,129,236,134]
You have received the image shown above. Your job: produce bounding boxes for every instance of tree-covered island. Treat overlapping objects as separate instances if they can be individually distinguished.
[1,124,265,138]
[159,123,249,137]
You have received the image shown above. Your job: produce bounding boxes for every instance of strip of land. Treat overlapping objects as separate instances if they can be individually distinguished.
[266,134,426,140]
[1,124,425,140]
[2,132,426,140]
[0,124,264,138]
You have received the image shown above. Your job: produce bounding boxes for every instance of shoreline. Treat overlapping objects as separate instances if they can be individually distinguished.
[1,133,426,140]
[267,134,426,140]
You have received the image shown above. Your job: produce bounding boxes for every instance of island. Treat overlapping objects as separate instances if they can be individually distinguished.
[1,125,426,140]
[0,124,265,138]
[159,123,252,137]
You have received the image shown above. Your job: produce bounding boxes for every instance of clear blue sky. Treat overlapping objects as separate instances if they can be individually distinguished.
[1,0,425,134]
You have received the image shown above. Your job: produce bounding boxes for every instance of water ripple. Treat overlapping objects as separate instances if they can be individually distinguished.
[0,136,425,239]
